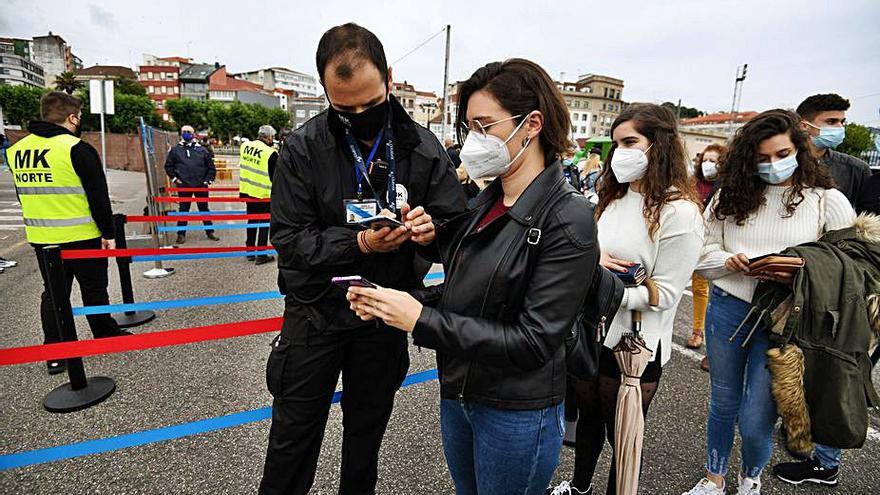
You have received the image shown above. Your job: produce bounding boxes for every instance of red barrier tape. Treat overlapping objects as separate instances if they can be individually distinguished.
[126,214,270,222]
[166,187,240,192]
[0,317,283,365]
[61,245,276,260]
[154,196,269,203]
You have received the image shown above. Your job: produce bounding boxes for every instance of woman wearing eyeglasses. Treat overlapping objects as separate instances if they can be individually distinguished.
[346,59,600,495]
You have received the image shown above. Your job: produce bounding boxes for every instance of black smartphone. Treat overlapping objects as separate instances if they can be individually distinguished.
[356,215,403,231]
[331,276,378,290]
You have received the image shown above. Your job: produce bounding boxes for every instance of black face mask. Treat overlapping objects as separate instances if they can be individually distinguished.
[333,98,389,141]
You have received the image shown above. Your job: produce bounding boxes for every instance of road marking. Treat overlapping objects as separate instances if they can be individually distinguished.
[0,225,24,230]
[0,208,21,213]
[0,238,26,257]
[0,215,23,221]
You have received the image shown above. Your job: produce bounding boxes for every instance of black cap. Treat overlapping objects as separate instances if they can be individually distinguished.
[590,146,602,154]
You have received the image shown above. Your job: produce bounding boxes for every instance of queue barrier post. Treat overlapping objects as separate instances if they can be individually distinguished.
[110,214,157,328]
[41,246,116,413]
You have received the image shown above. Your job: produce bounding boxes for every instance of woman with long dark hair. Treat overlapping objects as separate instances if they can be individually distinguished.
[683,110,855,495]
[347,58,599,495]
[550,103,704,495]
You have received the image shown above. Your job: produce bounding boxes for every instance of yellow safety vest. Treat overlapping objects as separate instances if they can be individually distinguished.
[7,133,101,244]
[238,139,275,199]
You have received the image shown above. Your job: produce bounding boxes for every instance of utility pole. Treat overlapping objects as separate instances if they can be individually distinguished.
[676,98,682,120]
[441,24,451,142]
[726,64,748,137]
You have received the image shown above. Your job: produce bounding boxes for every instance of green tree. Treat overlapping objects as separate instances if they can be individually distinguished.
[77,89,161,133]
[166,98,208,130]
[54,71,82,94]
[662,101,705,120]
[115,77,148,97]
[267,107,291,134]
[838,123,875,158]
[0,84,45,126]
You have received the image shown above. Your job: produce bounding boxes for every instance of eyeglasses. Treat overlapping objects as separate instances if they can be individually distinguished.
[459,114,522,138]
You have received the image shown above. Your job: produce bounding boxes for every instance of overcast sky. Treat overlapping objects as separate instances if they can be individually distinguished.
[5,0,879,125]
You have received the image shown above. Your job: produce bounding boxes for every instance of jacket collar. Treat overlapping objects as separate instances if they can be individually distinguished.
[471,157,566,225]
[327,94,421,154]
[27,120,74,138]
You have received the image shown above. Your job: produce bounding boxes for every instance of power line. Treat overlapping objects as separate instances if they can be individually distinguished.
[390,28,447,67]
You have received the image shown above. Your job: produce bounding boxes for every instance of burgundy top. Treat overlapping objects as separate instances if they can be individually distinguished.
[696,179,714,203]
[475,196,511,232]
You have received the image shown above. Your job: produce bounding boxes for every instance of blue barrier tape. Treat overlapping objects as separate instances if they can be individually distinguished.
[132,250,277,262]
[0,368,439,471]
[72,291,284,316]
[159,223,270,232]
[166,210,247,216]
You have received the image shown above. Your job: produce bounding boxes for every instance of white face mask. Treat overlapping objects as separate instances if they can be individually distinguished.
[460,115,532,180]
[701,160,718,179]
[610,145,651,183]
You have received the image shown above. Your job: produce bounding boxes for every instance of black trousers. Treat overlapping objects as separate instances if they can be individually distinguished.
[34,237,120,344]
[260,317,410,495]
[176,190,213,235]
[244,196,270,249]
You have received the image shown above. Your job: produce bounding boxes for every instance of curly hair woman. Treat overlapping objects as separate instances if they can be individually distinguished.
[682,110,855,495]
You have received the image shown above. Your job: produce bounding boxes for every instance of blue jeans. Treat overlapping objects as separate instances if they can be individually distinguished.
[705,287,778,478]
[814,444,842,469]
[440,399,564,495]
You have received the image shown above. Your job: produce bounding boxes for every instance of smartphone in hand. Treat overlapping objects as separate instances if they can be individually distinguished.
[331,276,378,290]
[356,215,403,231]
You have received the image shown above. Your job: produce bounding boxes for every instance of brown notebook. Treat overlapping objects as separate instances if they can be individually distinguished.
[746,254,805,276]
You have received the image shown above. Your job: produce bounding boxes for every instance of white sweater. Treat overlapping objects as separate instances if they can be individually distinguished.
[597,189,705,365]
[697,186,856,303]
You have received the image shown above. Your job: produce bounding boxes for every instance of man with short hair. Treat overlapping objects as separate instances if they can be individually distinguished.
[774,93,875,488]
[260,23,465,494]
[164,125,219,244]
[796,93,871,210]
[4,91,130,375]
[239,125,277,265]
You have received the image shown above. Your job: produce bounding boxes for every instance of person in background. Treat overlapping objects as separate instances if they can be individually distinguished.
[444,137,462,167]
[684,110,855,495]
[238,125,277,265]
[5,92,131,375]
[579,146,603,193]
[350,57,599,495]
[687,143,727,374]
[456,163,481,202]
[796,94,871,210]
[551,103,704,495]
[164,124,219,244]
[0,132,9,172]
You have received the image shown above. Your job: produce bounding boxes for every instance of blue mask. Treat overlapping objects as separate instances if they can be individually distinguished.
[181,132,193,141]
[811,126,845,150]
[757,154,799,184]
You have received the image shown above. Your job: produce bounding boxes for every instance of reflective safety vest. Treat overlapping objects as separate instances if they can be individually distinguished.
[7,133,101,244]
[238,139,275,199]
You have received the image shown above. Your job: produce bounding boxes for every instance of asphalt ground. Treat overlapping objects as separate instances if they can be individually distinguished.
[0,166,878,494]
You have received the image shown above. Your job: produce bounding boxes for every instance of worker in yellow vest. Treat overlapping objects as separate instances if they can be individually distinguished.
[238,125,277,265]
[4,92,131,375]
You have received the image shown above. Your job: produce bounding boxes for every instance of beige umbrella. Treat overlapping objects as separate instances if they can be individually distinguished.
[614,279,659,495]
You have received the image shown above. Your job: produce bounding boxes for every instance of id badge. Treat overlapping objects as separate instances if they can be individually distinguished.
[344,199,378,224]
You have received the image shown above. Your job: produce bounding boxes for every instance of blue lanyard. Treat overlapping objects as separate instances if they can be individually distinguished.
[343,126,397,213]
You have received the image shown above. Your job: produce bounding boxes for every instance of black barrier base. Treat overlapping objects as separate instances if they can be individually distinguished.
[43,376,116,413]
[112,310,156,328]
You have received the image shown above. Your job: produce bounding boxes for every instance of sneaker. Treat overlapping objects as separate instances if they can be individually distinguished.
[700,356,710,372]
[687,330,704,349]
[546,480,592,495]
[773,458,839,486]
[206,232,220,241]
[736,473,761,495]
[681,478,725,495]
[47,360,66,375]
[175,234,186,244]
[246,255,256,262]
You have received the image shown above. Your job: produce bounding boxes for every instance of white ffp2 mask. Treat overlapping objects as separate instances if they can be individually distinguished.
[610,146,651,183]
[460,117,531,180]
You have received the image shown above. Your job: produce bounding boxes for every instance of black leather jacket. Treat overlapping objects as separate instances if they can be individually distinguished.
[412,163,599,410]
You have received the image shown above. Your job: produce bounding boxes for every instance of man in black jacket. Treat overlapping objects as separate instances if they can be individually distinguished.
[5,92,130,375]
[259,23,466,495]
[797,94,872,211]
[163,125,219,244]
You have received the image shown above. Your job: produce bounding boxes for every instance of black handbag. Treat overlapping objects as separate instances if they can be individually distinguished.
[565,265,625,380]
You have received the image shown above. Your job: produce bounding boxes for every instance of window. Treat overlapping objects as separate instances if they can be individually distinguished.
[592,126,596,134]
[581,114,588,121]
[162,113,169,121]
[574,100,580,109]
[572,112,578,120]
[159,72,165,80]
[580,126,586,134]
[309,110,318,118]
[148,86,154,93]
[168,72,175,80]
[296,110,305,118]
[592,115,597,122]
[161,86,167,94]
[148,72,153,80]
[584,101,591,109]
[174,86,179,94]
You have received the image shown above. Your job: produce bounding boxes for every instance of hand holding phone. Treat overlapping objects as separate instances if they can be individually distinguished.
[357,215,403,231]
[331,276,378,290]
